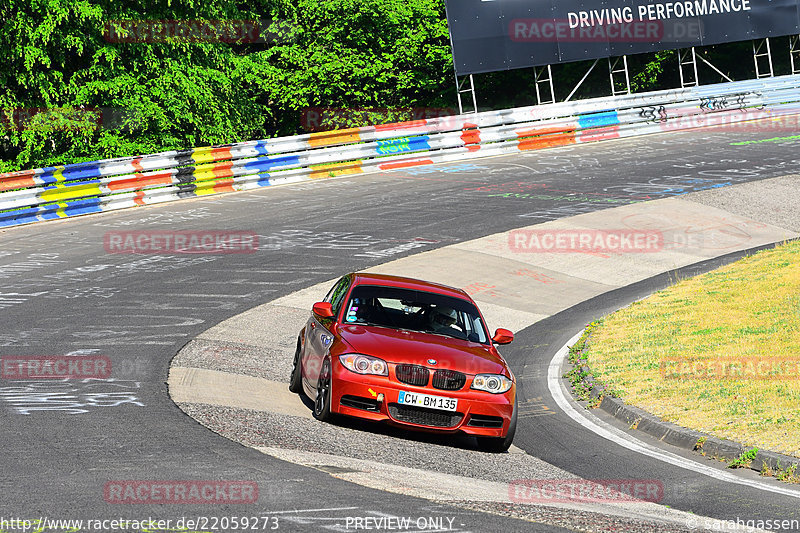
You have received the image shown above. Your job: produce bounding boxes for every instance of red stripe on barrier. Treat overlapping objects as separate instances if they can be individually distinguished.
[461,123,481,152]
[107,171,174,191]
[517,127,576,151]
[580,125,620,143]
[133,190,146,206]
[374,120,428,132]
[378,159,435,170]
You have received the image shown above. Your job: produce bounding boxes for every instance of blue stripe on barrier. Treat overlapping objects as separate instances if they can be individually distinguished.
[253,141,271,157]
[41,178,102,190]
[376,136,431,156]
[63,197,103,216]
[256,172,272,187]
[243,155,301,173]
[578,111,619,129]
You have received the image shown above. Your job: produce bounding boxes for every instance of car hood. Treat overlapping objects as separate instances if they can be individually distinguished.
[337,324,508,376]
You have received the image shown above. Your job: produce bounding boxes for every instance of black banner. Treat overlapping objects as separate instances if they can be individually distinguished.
[444,0,800,75]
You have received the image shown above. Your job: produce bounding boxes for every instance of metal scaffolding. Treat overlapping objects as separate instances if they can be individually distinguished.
[533,65,555,105]
[753,38,774,79]
[455,74,478,115]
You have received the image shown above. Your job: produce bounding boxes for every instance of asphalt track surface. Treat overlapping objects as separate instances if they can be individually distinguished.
[2,125,800,532]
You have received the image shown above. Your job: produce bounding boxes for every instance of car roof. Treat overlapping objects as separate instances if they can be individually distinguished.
[350,273,470,300]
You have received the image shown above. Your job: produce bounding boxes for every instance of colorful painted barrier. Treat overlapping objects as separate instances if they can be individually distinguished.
[2,74,800,228]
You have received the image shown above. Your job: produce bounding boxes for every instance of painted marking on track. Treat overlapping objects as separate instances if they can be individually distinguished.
[265,507,360,515]
[547,331,800,500]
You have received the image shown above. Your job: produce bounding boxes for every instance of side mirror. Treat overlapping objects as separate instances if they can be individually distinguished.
[312,302,335,319]
[492,328,514,345]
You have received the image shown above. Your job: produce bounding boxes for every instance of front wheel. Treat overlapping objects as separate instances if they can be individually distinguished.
[288,340,303,393]
[476,398,517,453]
[313,358,333,422]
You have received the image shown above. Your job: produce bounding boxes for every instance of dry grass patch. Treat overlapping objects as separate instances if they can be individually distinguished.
[586,240,800,457]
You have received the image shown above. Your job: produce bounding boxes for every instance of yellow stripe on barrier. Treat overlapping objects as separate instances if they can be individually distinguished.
[55,201,69,218]
[39,183,103,204]
[308,161,364,179]
[308,129,362,149]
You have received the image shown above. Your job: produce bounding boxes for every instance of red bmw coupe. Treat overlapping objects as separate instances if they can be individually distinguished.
[289,273,517,452]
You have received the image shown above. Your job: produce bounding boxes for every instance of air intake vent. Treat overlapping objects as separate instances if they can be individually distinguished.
[388,404,463,428]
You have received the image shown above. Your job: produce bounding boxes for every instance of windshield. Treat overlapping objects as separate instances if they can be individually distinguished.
[343,285,490,344]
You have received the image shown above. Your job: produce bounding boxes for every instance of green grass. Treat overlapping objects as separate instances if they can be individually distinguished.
[583,239,800,458]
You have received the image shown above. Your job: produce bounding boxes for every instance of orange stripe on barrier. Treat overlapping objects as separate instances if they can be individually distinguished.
[309,161,363,179]
[517,127,576,151]
[0,176,37,192]
[213,178,235,193]
[308,129,362,148]
[0,169,36,180]
[133,190,146,206]
[378,159,434,170]
[107,171,174,191]
[212,162,234,178]
[212,146,232,161]
[132,157,143,172]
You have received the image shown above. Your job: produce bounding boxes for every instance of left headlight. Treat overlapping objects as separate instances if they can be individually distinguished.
[339,353,388,376]
[471,374,513,394]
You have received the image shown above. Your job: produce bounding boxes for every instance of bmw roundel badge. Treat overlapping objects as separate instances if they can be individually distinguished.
[427,359,437,365]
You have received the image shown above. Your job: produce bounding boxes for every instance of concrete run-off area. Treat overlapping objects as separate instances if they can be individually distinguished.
[169,174,799,532]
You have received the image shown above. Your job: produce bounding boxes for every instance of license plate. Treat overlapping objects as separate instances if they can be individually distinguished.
[398,390,457,412]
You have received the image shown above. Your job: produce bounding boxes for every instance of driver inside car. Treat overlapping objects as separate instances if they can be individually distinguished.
[427,306,464,338]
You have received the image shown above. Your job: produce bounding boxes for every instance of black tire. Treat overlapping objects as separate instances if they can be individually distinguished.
[312,358,333,422]
[476,398,517,453]
[288,340,303,393]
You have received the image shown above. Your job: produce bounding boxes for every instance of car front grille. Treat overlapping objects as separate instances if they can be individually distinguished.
[388,403,463,428]
[431,369,466,391]
[395,364,429,386]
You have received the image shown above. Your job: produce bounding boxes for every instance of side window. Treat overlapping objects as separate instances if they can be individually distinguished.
[324,276,351,317]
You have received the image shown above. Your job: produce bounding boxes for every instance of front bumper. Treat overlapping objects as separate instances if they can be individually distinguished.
[330,364,515,437]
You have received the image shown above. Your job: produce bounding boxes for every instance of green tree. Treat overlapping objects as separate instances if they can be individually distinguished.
[0,0,452,173]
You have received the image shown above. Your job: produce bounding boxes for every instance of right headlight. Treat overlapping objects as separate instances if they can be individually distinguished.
[339,353,388,376]
[471,374,513,394]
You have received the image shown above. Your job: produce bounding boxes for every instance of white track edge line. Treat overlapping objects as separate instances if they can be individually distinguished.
[548,330,800,500]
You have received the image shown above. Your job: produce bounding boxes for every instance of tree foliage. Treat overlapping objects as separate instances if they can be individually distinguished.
[0,0,453,172]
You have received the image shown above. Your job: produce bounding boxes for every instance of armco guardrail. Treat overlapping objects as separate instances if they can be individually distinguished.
[2,75,800,228]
